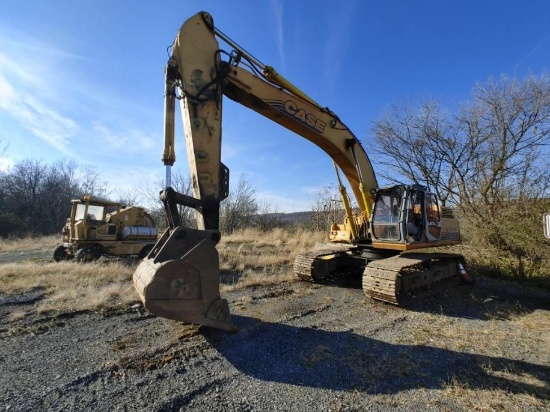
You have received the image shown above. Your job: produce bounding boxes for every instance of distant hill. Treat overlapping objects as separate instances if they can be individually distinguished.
[262,211,314,224]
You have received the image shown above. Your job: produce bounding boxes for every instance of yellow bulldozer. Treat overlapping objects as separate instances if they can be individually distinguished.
[53,196,158,262]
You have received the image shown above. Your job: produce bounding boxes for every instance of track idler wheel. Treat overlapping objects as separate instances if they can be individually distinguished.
[133,226,237,332]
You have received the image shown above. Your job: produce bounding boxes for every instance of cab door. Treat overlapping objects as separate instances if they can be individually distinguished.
[424,192,442,241]
[371,187,404,243]
[405,188,442,243]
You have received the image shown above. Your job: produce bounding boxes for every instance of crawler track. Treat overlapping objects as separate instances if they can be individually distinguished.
[293,249,352,282]
[293,248,364,282]
[362,253,464,305]
[295,249,466,306]
[293,251,321,281]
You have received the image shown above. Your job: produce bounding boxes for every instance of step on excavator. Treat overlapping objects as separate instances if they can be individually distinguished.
[133,11,473,331]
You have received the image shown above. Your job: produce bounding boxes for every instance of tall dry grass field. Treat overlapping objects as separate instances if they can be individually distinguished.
[0,261,136,315]
[218,227,325,291]
[0,235,58,252]
[0,228,326,316]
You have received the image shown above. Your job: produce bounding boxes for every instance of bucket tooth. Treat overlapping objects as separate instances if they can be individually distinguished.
[133,226,238,332]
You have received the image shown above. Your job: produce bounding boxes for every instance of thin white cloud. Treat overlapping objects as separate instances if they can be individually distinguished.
[270,0,285,69]
[0,157,14,172]
[515,33,550,71]
[0,69,16,101]
[302,185,328,196]
[322,0,361,94]
[102,163,165,206]
[0,29,88,62]
[0,24,93,156]
[257,191,311,213]
[0,51,77,155]
[0,27,159,163]
[221,141,247,161]
[92,123,156,154]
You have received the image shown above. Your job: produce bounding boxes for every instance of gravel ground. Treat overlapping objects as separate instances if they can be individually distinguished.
[1,257,549,411]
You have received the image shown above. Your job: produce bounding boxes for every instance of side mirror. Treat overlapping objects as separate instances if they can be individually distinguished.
[544,213,550,239]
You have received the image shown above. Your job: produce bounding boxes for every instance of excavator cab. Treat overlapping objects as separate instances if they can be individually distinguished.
[371,185,451,247]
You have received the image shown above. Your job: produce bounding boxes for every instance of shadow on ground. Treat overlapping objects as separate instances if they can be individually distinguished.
[312,271,550,321]
[204,315,549,397]
[405,277,550,320]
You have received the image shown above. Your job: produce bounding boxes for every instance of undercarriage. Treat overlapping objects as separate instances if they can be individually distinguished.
[293,248,468,305]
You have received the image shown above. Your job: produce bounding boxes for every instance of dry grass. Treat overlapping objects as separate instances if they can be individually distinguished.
[400,309,550,410]
[443,371,547,411]
[402,309,546,356]
[513,308,550,332]
[0,228,327,316]
[2,229,549,409]
[0,235,59,252]
[218,227,326,291]
[0,260,136,315]
[458,242,550,290]
[221,268,298,292]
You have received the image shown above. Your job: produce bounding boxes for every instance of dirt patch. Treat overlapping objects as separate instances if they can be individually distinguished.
[0,249,52,264]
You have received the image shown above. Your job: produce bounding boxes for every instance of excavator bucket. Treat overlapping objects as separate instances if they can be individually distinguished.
[133,226,237,332]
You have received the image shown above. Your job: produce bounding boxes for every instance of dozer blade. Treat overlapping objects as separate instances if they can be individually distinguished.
[133,226,238,332]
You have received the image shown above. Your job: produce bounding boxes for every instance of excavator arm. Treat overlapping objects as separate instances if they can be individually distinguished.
[133,11,380,331]
[163,11,377,229]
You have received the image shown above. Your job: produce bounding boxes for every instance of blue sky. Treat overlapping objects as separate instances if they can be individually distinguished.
[1,0,549,212]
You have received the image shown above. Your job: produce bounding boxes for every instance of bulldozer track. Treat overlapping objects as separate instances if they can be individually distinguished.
[362,253,464,305]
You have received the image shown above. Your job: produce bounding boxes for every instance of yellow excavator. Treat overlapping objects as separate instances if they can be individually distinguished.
[133,11,471,331]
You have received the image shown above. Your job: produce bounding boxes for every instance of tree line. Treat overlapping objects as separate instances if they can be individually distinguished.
[0,157,279,237]
[0,159,110,236]
[0,159,65,234]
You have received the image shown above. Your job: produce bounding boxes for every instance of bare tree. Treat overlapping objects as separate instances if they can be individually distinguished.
[219,174,258,234]
[254,198,281,231]
[372,98,453,205]
[40,160,81,233]
[1,159,47,232]
[0,138,7,159]
[142,170,195,229]
[0,159,83,235]
[77,166,110,200]
[308,185,346,231]
[372,72,550,273]
[116,189,142,207]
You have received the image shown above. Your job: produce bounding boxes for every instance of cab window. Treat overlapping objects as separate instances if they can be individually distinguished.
[425,193,440,224]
